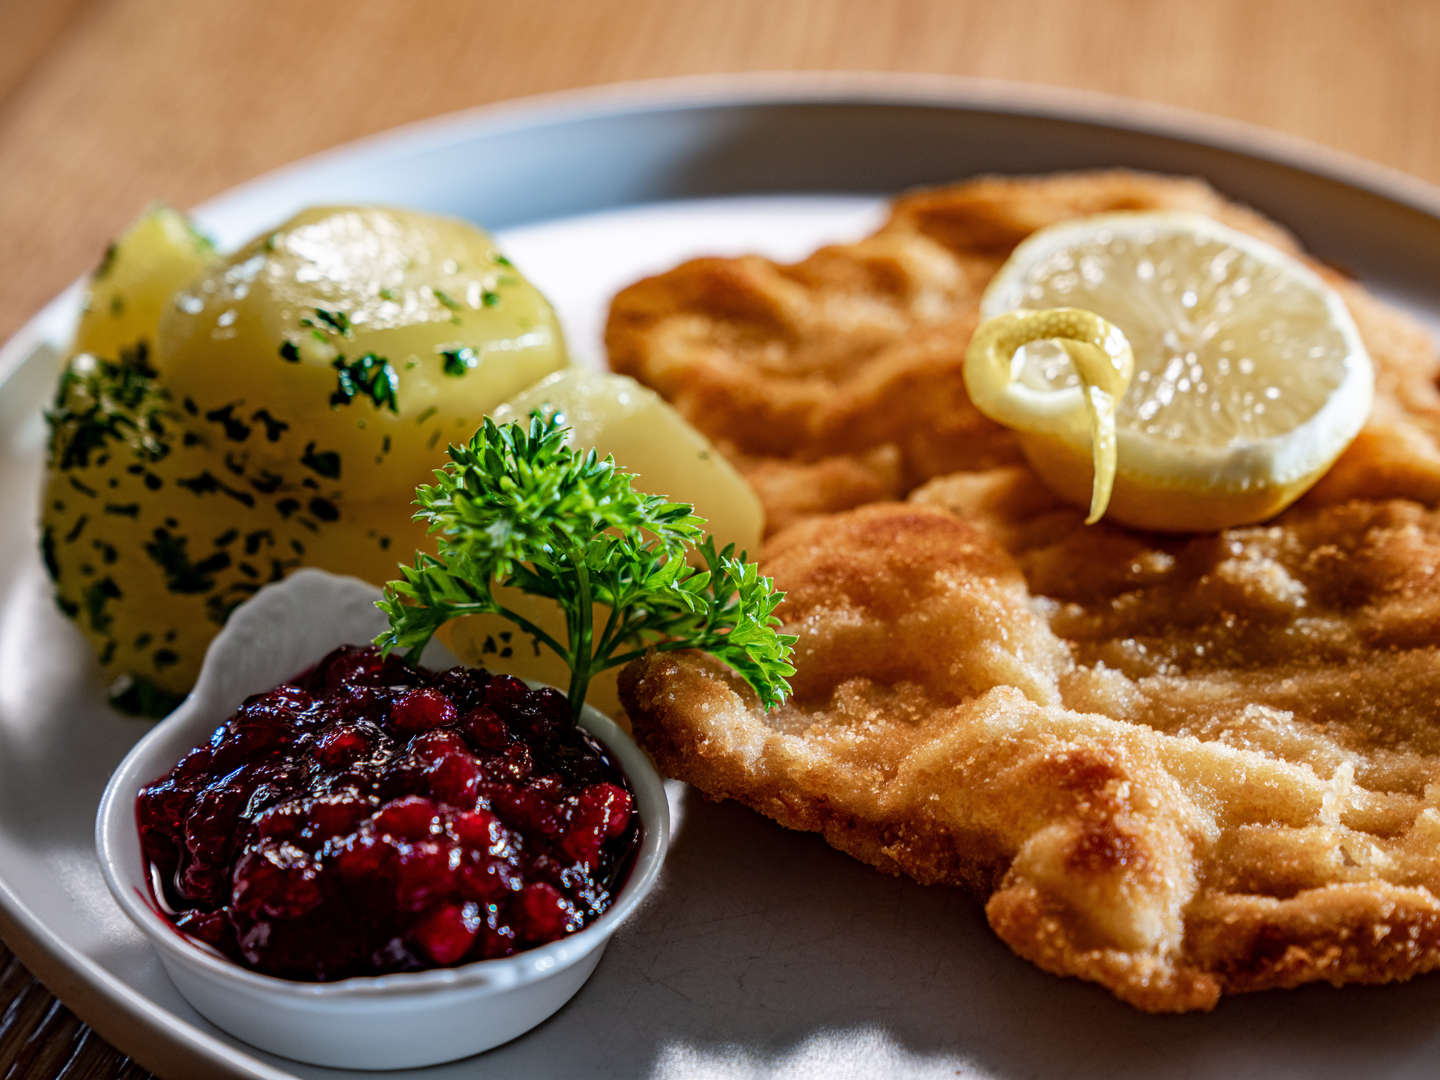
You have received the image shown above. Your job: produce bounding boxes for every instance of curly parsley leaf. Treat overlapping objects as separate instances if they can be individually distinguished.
[375,413,795,716]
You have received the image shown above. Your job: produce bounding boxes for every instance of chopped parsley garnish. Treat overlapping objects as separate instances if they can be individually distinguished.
[440,346,479,376]
[109,674,185,718]
[300,442,342,479]
[185,219,218,253]
[95,242,119,280]
[203,403,250,442]
[481,289,500,308]
[251,408,289,442]
[377,414,796,716]
[144,527,231,595]
[330,353,399,413]
[308,497,340,522]
[278,341,300,363]
[81,577,122,632]
[305,307,352,336]
[46,343,173,471]
[432,288,460,311]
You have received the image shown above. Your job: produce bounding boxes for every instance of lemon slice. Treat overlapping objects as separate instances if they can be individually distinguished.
[967,211,1374,531]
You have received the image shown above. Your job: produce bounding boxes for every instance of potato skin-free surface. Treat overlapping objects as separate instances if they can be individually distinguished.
[156,205,567,497]
[42,205,568,709]
[491,369,764,555]
[72,205,217,362]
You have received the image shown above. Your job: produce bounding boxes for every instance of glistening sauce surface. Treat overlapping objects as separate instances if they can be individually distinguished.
[136,646,638,980]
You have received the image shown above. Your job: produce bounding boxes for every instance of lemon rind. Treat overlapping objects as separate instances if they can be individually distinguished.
[978,211,1375,495]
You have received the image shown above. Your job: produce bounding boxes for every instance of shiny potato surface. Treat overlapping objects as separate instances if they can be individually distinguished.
[491,369,764,554]
[155,206,568,496]
[42,205,567,711]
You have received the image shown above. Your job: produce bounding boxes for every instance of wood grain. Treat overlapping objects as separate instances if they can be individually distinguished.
[2,0,1438,1075]
[0,943,149,1079]
[3,0,1440,346]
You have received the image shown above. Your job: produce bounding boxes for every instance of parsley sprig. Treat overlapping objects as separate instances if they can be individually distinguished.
[375,413,795,717]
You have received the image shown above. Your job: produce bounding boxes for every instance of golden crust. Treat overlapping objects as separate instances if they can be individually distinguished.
[620,498,1440,1011]
[607,170,1319,532]
[610,170,1440,1011]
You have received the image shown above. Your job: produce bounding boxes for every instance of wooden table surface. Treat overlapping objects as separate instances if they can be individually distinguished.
[2,0,1437,1075]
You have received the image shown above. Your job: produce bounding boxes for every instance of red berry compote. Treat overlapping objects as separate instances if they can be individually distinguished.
[136,646,638,980]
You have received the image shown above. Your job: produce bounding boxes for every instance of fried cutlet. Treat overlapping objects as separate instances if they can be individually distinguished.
[608,171,1440,1010]
[607,170,1440,534]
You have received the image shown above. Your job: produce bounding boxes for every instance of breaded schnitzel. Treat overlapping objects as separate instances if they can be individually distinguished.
[607,171,1440,534]
[608,171,1440,1010]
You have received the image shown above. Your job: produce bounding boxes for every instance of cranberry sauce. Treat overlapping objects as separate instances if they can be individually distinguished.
[136,646,638,981]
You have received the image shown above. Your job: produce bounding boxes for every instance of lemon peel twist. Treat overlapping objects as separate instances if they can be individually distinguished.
[964,308,1134,524]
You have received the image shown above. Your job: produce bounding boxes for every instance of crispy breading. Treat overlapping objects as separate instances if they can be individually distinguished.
[607,170,1316,533]
[610,171,1440,1010]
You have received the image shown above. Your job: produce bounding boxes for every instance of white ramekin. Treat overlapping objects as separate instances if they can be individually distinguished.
[96,569,669,1070]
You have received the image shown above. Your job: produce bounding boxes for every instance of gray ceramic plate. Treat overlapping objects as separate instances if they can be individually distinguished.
[3,74,1440,1079]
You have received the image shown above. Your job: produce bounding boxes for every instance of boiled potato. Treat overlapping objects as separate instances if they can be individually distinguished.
[41,351,323,707]
[73,205,216,360]
[42,205,568,712]
[491,369,764,553]
[41,366,414,706]
[447,370,765,716]
[155,206,567,496]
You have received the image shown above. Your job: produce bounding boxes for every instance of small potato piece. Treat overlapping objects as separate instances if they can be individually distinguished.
[73,205,216,360]
[155,206,567,496]
[448,370,766,715]
[491,369,764,553]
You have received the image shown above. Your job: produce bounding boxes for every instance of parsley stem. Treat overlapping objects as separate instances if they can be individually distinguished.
[565,545,594,719]
[492,603,568,661]
[404,633,438,666]
[609,608,666,651]
[399,600,568,669]
[593,602,624,666]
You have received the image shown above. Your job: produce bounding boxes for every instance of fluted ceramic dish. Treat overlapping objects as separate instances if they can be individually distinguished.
[95,570,669,1070]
